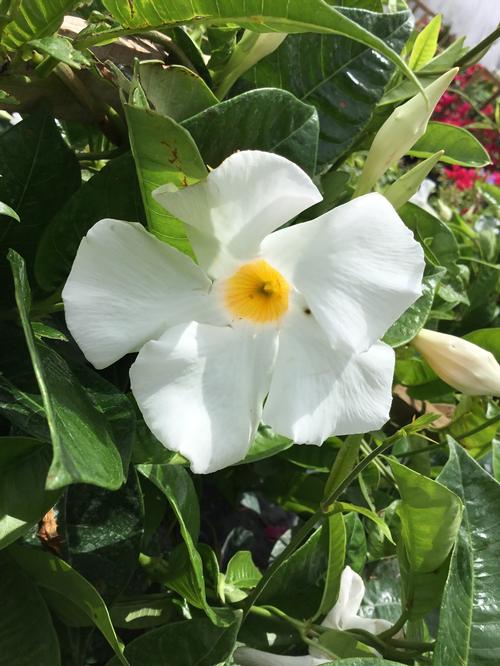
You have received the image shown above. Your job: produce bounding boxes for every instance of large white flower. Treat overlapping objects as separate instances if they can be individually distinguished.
[63,150,424,473]
[234,566,394,665]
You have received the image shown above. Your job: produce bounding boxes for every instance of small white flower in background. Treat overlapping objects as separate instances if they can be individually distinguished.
[234,566,394,665]
[411,329,500,396]
[63,150,424,473]
[409,178,438,217]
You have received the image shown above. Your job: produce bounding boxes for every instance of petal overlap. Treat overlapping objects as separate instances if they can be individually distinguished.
[129,321,278,474]
[153,150,322,279]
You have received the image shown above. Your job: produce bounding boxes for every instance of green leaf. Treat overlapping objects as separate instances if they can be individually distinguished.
[35,153,145,292]
[344,513,367,573]
[0,551,60,665]
[138,63,218,122]
[0,436,59,549]
[8,251,124,491]
[335,502,394,545]
[464,328,500,361]
[242,426,292,464]
[383,265,445,347]
[124,104,207,254]
[318,628,373,658]
[225,551,262,589]
[316,513,346,617]
[260,524,330,618]
[324,434,362,499]
[183,88,319,175]
[60,469,144,603]
[246,8,413,167]
[2,0,78,50]
[106,610,241,666]
[400,202,459,268]
[434,441,500,665]
[409,14,441,71]
[0,108,80,305]
[0,200,19,221]
[29,35,91,68]
[97,0,422,97]
[362,559,401,623]
[391,459,462,574]
[109,594,175,630]
[137,464,219,622]
[409,121,491,167]
[384,150,444,210]
[10,545,129,666]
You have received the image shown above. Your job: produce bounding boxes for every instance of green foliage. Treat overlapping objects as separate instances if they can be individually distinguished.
[410,121,491,167]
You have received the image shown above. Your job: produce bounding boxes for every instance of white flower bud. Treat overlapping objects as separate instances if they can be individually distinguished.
[411,329,500,396]
[355,68,458,196]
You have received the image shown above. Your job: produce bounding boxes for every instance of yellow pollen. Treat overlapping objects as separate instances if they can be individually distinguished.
[224,259,289,323]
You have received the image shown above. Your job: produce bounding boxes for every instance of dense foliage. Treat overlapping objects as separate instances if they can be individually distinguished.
[0,1,499,665]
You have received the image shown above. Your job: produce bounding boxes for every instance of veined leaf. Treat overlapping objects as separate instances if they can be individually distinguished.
[409,14,442,71]
[409,121,491,167]
[2,0,78,50]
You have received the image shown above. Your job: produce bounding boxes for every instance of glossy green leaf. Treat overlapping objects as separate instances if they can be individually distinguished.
[335,502,394,544]
[35,153,145,292]
[0,108,80,305]
[409,121,491,167]
[8,251,124,491]
[242,426,292,464]
[464,328,500,361]
[246,8,413,167]
[225,551,262,590]
[2,0,77,50]
[434,441,500,664]
[362,559,401,624]
[344,513,367,573]
[125,104,206,254]
[138,63,217,122]
[400,202,459,269]
[319,628,372,658]
[10,545,129,666]
[0,436,59,550]
[324,435,362,499]
[183,88,319,176]
[409,14,441,71]
[0,551,60,665]
[29,35,91,68]
[383,266,445,347]
[391,459,462,574]
[97,0,422,99]
[106,610,241,666]
[317,513,346,617]
[109,594,175,630]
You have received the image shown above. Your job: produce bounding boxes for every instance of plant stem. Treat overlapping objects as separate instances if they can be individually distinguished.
[456,25,500,67]
[143,30,197,71]
[455,412,500,440]
[241,510,323,622]
[379,608,409,639]
[392,439,449,459]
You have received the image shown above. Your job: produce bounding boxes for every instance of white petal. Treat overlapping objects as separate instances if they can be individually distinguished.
[62,219,224,369]
[234,647,325,666]
[129,322,278,474]
[153,150,322,278]
[323,566,366,630]
[261,192,424,353]
[263,307,395,443]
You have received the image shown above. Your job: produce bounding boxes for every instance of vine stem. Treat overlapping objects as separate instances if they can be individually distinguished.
[455,412,500,440]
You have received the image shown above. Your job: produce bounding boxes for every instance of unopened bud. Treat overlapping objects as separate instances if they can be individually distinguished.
[355,68,458,196]
[411,329,500,396]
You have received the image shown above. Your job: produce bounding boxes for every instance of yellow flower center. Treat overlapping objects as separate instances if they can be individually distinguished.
[224,259,289,323]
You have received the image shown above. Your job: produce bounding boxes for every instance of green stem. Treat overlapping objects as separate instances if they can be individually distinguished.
[241,510,323,622]
[455,412,500,440]
[456,25,500,67]
[388,637,435,651]
[392,439,449,459]
[76,147,125,162]
[321,432,404,510]
[379,608,409,639]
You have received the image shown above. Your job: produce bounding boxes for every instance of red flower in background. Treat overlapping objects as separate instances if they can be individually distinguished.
[444,165,480,191]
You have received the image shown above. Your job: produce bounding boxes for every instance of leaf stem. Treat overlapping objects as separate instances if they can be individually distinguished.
[454,412,500,440]
[456,25,500,67]
[379,608,409,639]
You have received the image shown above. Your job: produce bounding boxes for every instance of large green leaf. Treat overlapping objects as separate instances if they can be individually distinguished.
[10,545,129,666]
[246,8,413,167]
[97,0,420,97]
[2,0,77,50]
[433,441,500,665]
[106,610,241,666]
[183,88,319,175]
[0,436,59,549]
[0,551,60,665]
[8,251,124,491]
[35,153,145,292]
[409,121,491,167]
[125,104,207,254]
[464,327,500,361]
[0,108,80,305]
[400,202,459,269]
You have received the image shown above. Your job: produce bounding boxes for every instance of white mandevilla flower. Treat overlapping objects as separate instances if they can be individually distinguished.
[63,150,424,473]
[234,566,394,665]
[411,329,500,396]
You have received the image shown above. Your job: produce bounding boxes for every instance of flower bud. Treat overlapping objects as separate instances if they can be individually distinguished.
[411,329,500,396]
[355,68,458,196]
